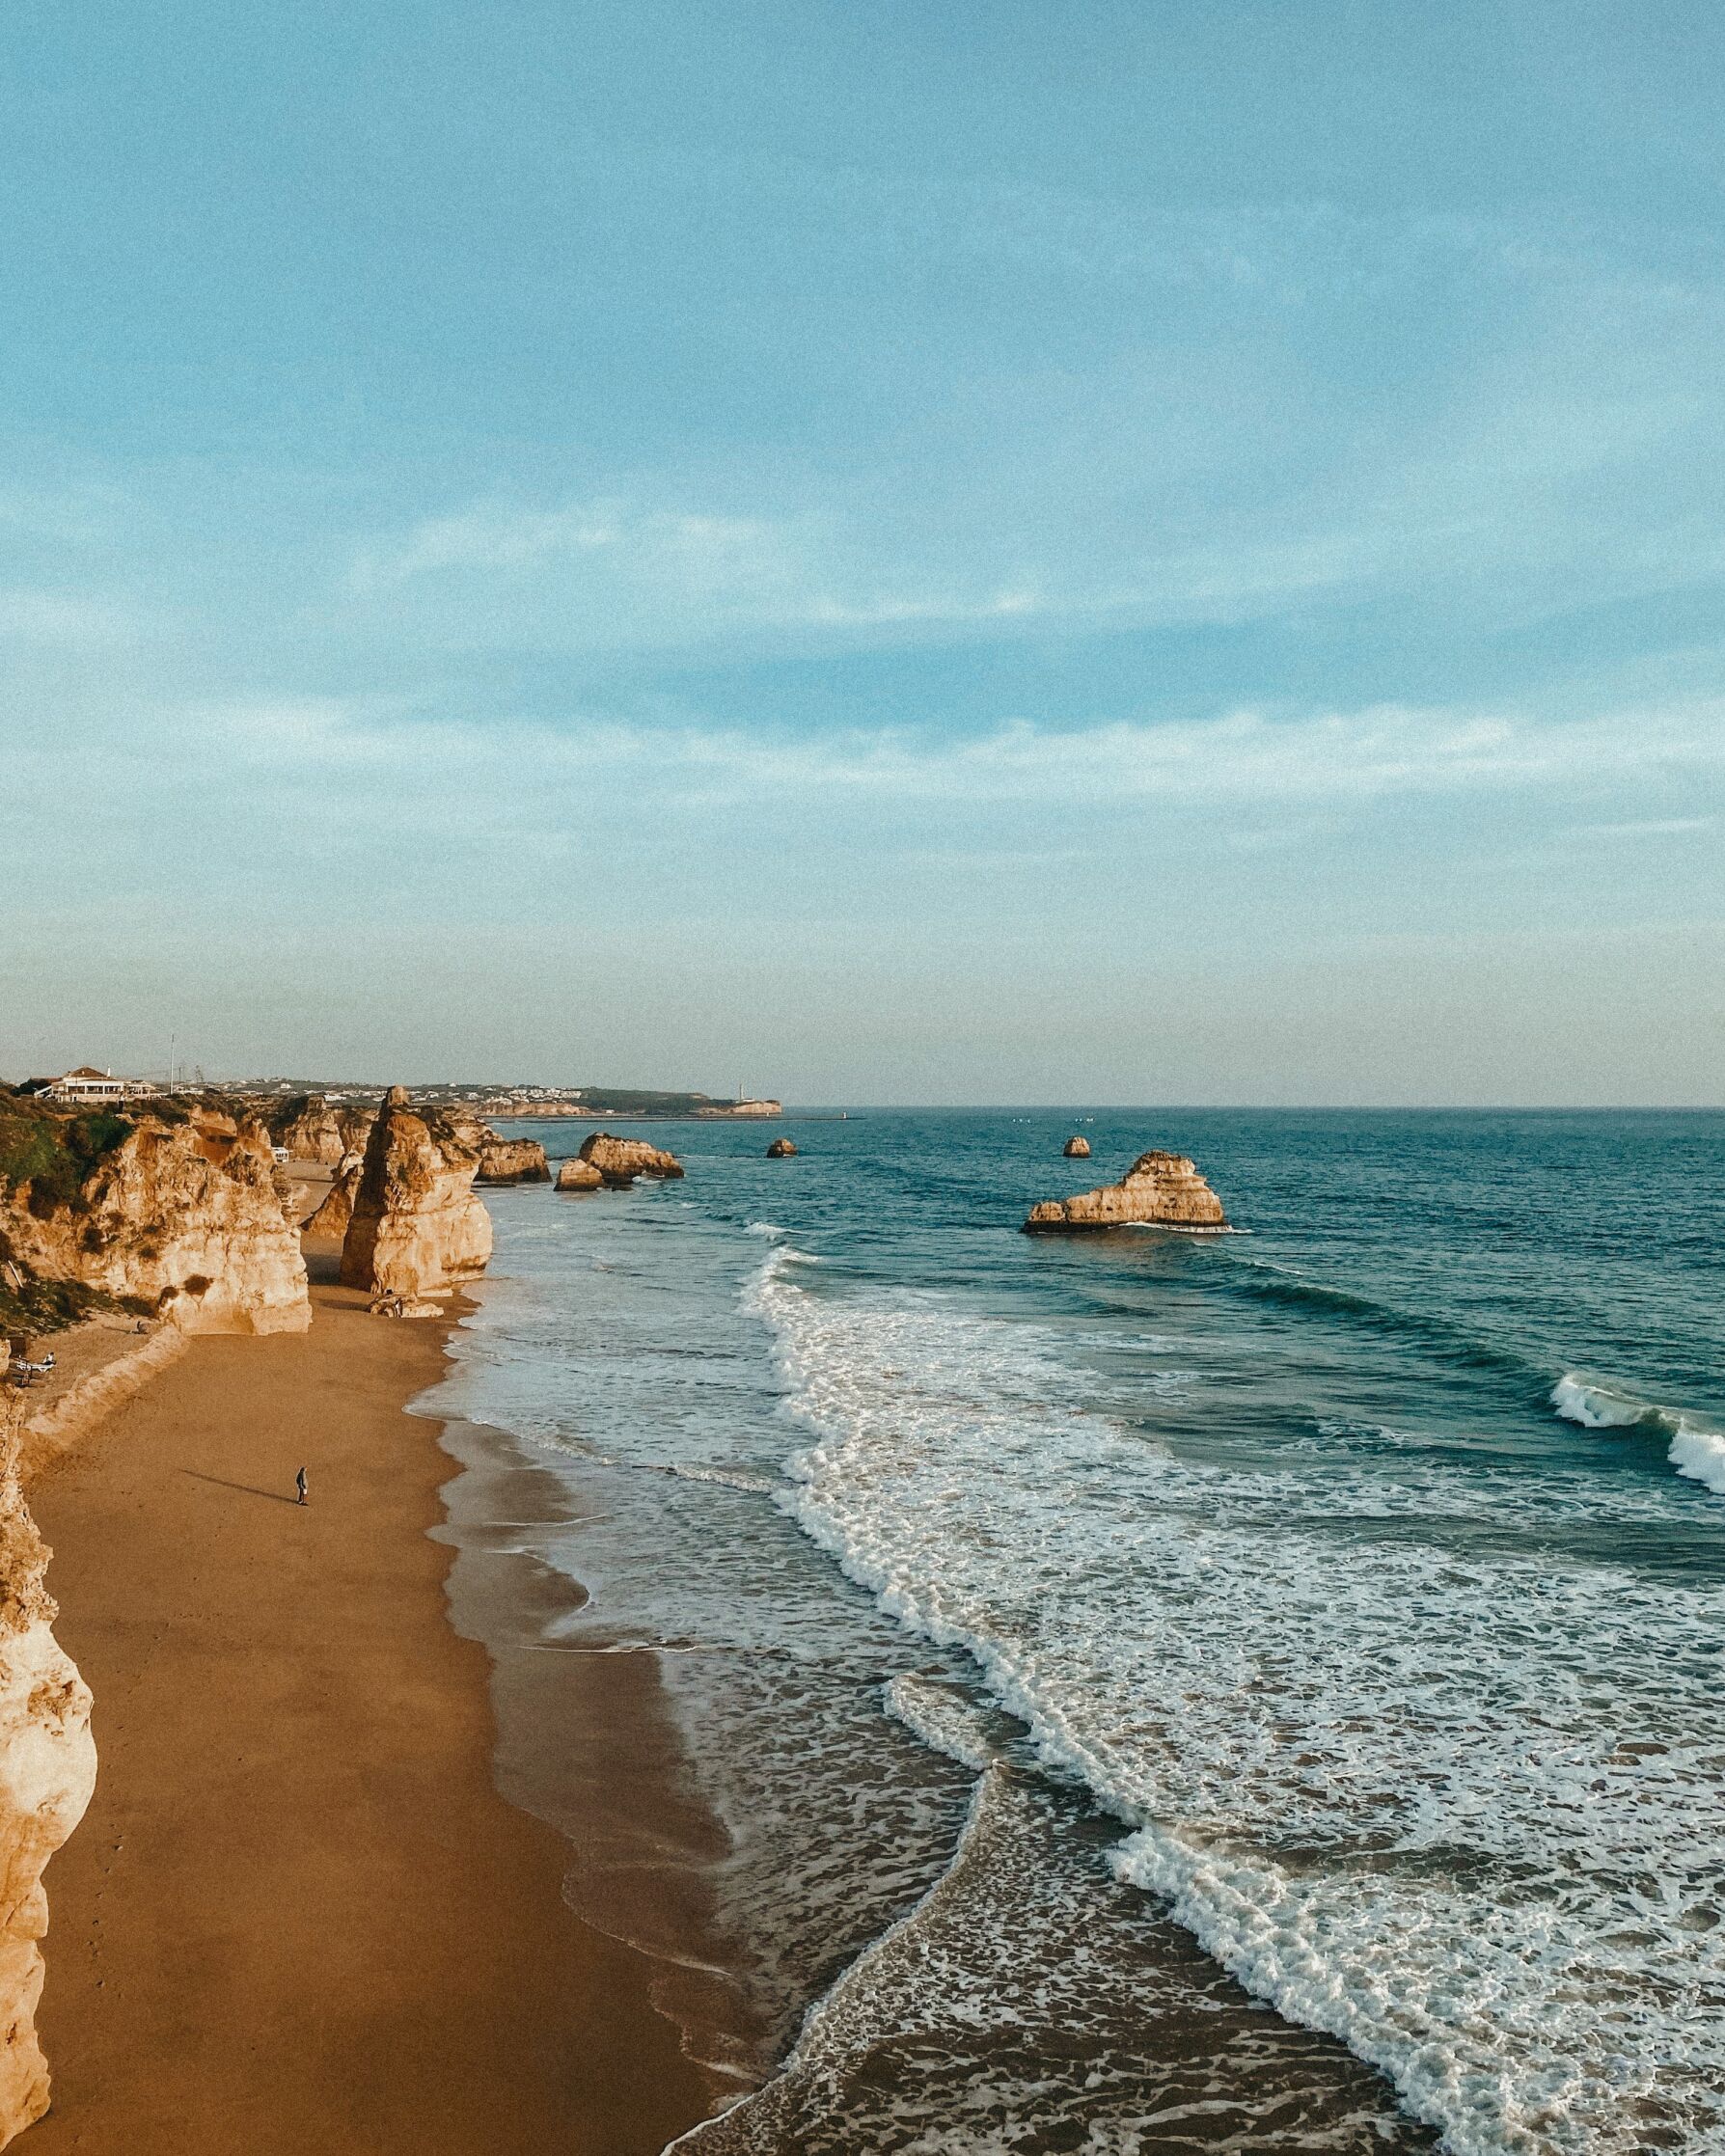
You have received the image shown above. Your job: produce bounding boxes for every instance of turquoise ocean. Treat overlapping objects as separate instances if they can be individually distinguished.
[421,1109,1725,2155]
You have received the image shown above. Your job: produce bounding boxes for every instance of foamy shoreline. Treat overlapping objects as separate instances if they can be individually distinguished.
[22,1284,708,2154]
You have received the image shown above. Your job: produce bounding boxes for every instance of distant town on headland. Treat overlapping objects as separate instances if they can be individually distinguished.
[18,1066,782,1120]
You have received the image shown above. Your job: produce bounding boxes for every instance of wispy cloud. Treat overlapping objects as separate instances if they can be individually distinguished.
[88,693,1725,819]
[0,587,139,641]
[1567,815,1716,840]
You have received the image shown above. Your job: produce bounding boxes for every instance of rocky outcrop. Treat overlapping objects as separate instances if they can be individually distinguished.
[1,1102,312,1334]
[340,1089,492,1298]
[475,1137,551,1187]
[301,1152,365,1242]
[0,1397,96,2143]
[1063,1135,1091,1159]
[577,1134,686,1187]
[766,1137,797,1158]
[269,1094,375,1167]
[1024,1151,1227,1234]
[555,1158,603,1193]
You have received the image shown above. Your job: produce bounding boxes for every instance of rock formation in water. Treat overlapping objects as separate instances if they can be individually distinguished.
[340,1089,492,1298]
[475,1136,551,1186]
[1023,1151,1227,1233]
[269,1094,375,1166]
[577,1133,686,1187]
[766,1137,798,1158]
[0,1098,312,1333]
[301,1152,365,1241]
[555,1157,604,1192]
[1063,1135,1091,1158]
[0,1396,96,2144]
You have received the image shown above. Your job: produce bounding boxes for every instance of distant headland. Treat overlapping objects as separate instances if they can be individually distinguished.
[14,1067,782,1122]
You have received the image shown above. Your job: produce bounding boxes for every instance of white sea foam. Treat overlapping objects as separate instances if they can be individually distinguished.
[883,1673,996,1772]
[753,1259,1725,2155]
[1552,1372,1725,1496]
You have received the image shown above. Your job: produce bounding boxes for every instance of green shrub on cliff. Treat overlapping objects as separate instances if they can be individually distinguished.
[0,1091,132,1214]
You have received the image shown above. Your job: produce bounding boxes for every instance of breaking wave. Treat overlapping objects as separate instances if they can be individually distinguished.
[1551,1372,1725,1495]
[751,1252,1725,2154]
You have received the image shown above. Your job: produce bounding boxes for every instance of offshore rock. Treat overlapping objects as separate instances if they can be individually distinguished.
[302,1152,365,1241]
[1024,1151,1227,1234]
[475,1136,551,1186]
[1063,1135,1091,1159]
[0,1397,96,2144]
[340,1089,492,1298]
[1,1105,311,1334]
[555,1158,604,1193]
[577,1133,686,1187]
[766,1137,797,1158]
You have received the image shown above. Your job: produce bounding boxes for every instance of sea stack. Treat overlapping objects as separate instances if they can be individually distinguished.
[1024,1150,1226,1233]
[577,1133,685,1187]
[474,1135,551,1186]
[766,1137,797,1158]
[555,1157,604,1192]
[340,1087,493,1297]
[1063,1135,1091,1158]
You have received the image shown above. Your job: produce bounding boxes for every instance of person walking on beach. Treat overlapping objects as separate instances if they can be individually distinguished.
[295,1466,309,1507]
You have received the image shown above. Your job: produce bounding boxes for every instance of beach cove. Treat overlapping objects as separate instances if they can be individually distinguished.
[24,1283,710,2155]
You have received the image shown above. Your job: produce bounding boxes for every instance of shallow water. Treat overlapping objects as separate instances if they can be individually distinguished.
[424,1109,1725,2154]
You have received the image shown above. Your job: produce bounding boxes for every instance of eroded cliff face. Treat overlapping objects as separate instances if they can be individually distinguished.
[340,1090,492,1298]
[301,1152,364,1241]
[0,1401,96,2146]
[269,1095,375,1167]
[1024,1150,1227,1233]
[1,1105,311,1334]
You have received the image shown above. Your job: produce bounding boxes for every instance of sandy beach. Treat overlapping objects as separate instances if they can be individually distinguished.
[24,1282,710,2155]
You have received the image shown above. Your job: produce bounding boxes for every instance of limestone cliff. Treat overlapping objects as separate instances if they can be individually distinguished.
[577,1133,686,1187]
[340,1089,492,1298]
[0,1397,96,2145]
[268,1094,375,1166]
[475,1136,551,1186]
[301,1152,365,1242]
[0,1099,311,1334]
[1024,1151,1227,1233]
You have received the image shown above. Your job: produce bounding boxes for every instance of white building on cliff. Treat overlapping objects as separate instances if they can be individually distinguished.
[41,1066,155,1104]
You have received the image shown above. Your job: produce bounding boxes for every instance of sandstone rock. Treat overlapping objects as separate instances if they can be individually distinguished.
[302,1152,365,1241]
[555,1158,604,1192]
[268,1093,375,1167]
[1063,1135,1091,1159]
[1,1105,312,1334]
[475,1136,551,1186]
[0,1398,96,2143]
[766,1137,798,1158]
[577,1133,686,1187]
[1023,1151,1227,1234]
[340,1091,493,1298]
[368,1294,441,1320]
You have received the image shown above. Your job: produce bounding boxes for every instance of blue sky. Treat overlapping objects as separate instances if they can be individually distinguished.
[4,1,1722,1102]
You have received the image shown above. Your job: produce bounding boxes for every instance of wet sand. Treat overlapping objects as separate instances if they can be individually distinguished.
[25,1282,711,2155]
